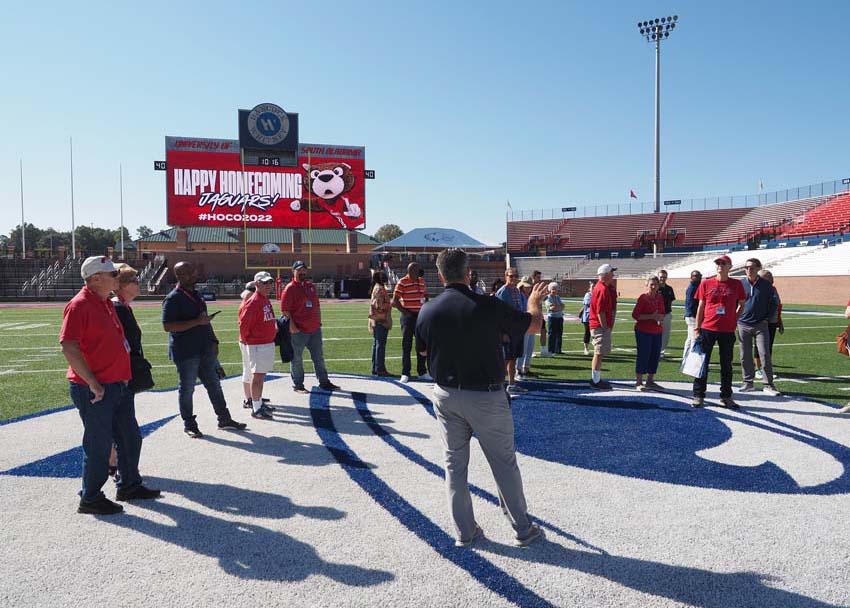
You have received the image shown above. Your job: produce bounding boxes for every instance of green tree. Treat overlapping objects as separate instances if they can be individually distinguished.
[8,223,43,253]
[373,224,403,243]
[136,225,154,239]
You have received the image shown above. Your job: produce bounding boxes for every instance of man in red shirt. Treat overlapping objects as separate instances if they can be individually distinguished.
[239,271,278,420]
[589,263,618,389]
[280,261,340,393]
[692,254,747,408]
[60,256,160,516]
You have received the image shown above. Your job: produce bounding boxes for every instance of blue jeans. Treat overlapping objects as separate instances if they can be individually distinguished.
[70,381,143,502]
[175,348,232,427]
[372,324,389,373]
[400,313,426,377]
[634,330,662,375]
[290,328,330,388]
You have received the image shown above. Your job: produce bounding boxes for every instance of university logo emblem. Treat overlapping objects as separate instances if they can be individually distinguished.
[247,103,290,146]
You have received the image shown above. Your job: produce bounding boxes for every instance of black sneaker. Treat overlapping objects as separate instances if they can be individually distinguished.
[261,397,271,404]
[319,382,341,391]
[217,418,247,430]
[251,407,273,420]
[691,396,705,408]
[590,379,612,390]
[242,399,252,409]
[184,426,203,439]
[116,484,162,502]
[293,385,309,394]
[720,398,740,410]
[78,497,124,515]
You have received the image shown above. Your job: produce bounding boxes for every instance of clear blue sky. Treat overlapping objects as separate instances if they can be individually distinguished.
[3,0,849,247]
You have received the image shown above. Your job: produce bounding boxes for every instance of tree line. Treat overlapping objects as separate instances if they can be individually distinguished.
[1,224,155,254]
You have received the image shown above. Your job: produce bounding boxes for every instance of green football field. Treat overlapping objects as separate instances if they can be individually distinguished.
[1,298,849,421]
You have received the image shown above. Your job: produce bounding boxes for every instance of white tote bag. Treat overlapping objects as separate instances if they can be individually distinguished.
[680,340,707,378]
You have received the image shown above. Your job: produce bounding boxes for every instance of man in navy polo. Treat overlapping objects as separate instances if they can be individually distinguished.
[416,248,546,548]
[737,258,781,396]
[162,261,247,438]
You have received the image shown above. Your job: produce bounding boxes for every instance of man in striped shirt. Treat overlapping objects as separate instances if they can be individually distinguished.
[392,262,431,383]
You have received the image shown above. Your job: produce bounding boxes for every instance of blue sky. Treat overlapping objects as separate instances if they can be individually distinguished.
[3,0,849,246]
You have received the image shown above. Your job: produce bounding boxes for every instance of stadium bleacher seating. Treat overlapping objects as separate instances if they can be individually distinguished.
[505,219,563,252]
[709,198,825,244]
[779,193,850,239]
[552,213,668,251]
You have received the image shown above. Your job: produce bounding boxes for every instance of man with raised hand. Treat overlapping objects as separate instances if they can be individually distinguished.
[280,261,340,394]
[238,271,278,420]
[416,248,546,548]
[737,258,781,397]
[61,256,160,515]
[589,263,618,390]
[162,261,247,438]
[392,262,430,383]
[691,254,747,409]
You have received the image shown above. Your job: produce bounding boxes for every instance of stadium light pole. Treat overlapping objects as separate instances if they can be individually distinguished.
[637,15,679,213]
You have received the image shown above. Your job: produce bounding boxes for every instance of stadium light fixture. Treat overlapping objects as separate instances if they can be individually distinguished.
[637,14,680,213]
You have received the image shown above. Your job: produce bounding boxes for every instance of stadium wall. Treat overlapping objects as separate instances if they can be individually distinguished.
[612,277,850,307]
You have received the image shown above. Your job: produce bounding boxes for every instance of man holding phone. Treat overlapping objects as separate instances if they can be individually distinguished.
[162,261,247,438]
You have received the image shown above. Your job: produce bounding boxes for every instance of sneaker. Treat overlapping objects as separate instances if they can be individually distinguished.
[762,385,782,397]
[539,351,554,358]
[377,370,394,377]
[522,371,539,378]
[839,404,850,414]
[590,379,612,390]
[293,385,310,394]
[261,397,271,405]
[739,383,757,393]
[116,484,161,502]
[418,373,433,382]
[691,396,705,408]
[261,404,275,414]
[78,497,124,515]
[217,418,248,430]
[644,381,663,391]
[755,369,764,380]
[251,408,273,420]
[455,525,485,548]
[184,426,203,439]
[400,375,410,384]
[319,381,341,391]
[635,383,646,391]
[514,523,544,547]
[720,398,740,409]
[583,346,589,356]
[242,399,252,409]
[507,385,528,395]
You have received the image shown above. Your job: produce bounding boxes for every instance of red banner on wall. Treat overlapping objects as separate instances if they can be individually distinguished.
[165,137,365,229]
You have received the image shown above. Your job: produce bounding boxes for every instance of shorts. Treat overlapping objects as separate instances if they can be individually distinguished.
[240,342,276,381]
[590,327,612,356]
[502,335,525,361]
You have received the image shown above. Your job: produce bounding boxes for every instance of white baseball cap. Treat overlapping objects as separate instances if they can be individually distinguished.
[254,271,274,283]
[597,263,617,275]
[81,256,117,279]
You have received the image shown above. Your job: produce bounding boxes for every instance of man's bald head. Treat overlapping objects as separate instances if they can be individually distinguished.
[174,262,196,285]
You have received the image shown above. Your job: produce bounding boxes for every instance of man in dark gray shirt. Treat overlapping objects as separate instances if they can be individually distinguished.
[737,258,781,396]
[416,248,546,548]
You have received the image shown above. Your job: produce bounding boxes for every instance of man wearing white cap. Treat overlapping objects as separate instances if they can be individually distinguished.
[238,271,278,420]
[60,256,160,515]
[589,263,617,389]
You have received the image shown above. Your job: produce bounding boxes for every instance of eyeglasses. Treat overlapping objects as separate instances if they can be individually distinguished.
[745,265,758,270]
[506,274,518,278]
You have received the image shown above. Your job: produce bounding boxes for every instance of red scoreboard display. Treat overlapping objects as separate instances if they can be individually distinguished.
[165,136,366,230]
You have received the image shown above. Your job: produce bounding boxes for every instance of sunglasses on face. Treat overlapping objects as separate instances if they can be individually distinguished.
[506,274,518,278]
[745,265,758,270]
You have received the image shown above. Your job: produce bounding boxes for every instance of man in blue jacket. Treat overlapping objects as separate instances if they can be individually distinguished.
[737,258,781,396]
[681,270,702,360]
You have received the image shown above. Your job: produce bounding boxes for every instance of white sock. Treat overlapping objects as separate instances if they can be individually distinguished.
[592,370,601,383]
[253,396,263,413]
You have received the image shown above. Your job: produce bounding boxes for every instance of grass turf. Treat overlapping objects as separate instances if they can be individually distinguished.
[1,298,848,421]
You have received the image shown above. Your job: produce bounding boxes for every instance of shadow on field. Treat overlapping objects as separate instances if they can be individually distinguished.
[481,540,844,608]
[104,478,394,586]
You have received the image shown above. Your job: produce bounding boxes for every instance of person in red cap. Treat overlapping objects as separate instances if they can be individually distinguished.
[238,271,278,420]
[691,254,746,408]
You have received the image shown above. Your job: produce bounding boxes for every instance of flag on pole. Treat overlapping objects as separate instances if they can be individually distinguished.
[629,189,637,199]
[506,199,513,210]
[758,179,764,191]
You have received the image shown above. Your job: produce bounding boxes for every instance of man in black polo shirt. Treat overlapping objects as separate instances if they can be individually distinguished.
[416,248,546,548]
[658,269,676,357]
[162,262,247,438]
